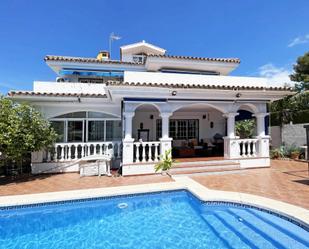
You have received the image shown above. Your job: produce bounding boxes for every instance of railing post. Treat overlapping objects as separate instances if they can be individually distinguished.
[123,138,134,164]
[154,143,159,162]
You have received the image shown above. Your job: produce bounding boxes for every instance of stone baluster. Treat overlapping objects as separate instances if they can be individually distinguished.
[142,143,146,162]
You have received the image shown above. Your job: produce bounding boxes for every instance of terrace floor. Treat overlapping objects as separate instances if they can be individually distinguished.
[192,160,309,210]
[0,160,308,209]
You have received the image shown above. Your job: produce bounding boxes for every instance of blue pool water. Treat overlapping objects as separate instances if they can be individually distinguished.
[0,190,308,249]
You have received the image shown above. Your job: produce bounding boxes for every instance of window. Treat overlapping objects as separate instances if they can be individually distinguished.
[50,121,65,142]
[132,55,146,63]
[88,121,105,141]
[68,121,83,142]
[106,120,122,141]
[156,119,199,140]
[50,111,121,143]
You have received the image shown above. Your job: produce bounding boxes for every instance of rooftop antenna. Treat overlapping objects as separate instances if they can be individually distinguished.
[109,32,121,59]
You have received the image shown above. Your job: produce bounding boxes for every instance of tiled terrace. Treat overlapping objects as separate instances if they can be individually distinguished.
[193,160,309,209]
[0,160,308,209]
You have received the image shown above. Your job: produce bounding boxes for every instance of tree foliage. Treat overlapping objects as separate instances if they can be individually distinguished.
[290,51,309,92]
[0,96,57,166]
[235,119,255,138]
[270,91,309,125]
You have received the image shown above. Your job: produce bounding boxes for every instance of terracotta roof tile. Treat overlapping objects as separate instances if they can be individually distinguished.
[8,91,107,98]
[44,55,143,65]
[147,54,241,64]
[106,81,293,91]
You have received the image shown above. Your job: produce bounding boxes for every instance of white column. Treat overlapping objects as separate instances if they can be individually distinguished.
[223,113,239,138]
[159,112,173,156]
[123,112,135,140]
[122,112,135,164]
[253,113,270,157]
[161,112,172,139]
[253,113,268,137]
[223,112,239,159]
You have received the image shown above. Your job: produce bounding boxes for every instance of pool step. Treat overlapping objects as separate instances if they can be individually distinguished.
[169,161,242,176]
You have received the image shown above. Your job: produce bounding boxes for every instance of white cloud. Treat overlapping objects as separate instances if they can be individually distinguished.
[288,34,309,47]
[258,63,293,87]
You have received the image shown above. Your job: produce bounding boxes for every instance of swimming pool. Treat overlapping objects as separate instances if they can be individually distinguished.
[0,190,308,249]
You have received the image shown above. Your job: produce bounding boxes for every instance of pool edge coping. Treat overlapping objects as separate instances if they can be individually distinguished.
[0,176,308,227]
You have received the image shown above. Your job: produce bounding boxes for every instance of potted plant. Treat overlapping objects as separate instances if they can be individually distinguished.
[290,148,301,160]
[270,146,287,159]
[155,149,174,175]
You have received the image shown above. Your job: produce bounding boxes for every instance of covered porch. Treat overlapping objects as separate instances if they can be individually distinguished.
[122,99,270,175]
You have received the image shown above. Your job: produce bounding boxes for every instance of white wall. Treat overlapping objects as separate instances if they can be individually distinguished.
[124,71,268,87]
[34,81,107,95]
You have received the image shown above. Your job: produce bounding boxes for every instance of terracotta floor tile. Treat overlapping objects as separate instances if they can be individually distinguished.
[192,160,309,209]
[0,160,308,210]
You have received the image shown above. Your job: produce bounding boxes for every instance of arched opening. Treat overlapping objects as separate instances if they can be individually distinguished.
[49,111,121,143]
[236,105,256,139]
[169,103,225,159]
[132,104,160,142]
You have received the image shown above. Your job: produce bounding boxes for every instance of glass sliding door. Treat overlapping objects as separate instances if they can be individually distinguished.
[50,121,65,142]
[67,121,83,142]
[106,120,122,140]
[88,120,105,141]
[50,111,121,143]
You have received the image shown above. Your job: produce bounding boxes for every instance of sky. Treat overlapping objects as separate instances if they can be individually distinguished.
[0,0,308,93]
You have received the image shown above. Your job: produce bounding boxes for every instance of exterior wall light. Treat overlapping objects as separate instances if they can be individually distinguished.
[171,90,177,96]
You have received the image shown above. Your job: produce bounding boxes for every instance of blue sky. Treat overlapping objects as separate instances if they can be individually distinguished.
[0,0,308,93]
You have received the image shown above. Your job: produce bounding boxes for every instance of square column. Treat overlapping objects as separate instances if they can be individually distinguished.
[253,113,270,157]
[160,112,173,156]
[122,112,135,164]
[223,112,239,159]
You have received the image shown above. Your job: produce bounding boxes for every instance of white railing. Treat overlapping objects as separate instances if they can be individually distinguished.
[235,139,258,158]
[133,141,160,163]
[47,141,122,162]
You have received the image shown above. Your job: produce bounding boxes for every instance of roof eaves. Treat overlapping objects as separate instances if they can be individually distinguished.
[106,81,294,91]
[147,54,241,64]
[8,91,108,98]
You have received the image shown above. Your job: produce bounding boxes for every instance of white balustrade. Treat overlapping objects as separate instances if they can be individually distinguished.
[235,139,258,158]
[47,141,122,162]
[133,141,160,163]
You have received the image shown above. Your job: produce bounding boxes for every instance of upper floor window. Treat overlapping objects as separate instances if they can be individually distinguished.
[132,55,146,63]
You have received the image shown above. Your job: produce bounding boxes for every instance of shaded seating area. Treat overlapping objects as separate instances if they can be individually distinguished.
[172,134,224,158]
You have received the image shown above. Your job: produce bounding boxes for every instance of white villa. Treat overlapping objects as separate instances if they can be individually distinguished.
[9,41,293,176]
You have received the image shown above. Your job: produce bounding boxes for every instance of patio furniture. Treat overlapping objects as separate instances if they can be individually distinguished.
[79,154,112,177]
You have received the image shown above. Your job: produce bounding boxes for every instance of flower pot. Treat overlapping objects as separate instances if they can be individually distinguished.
[161,171,168,176]
[290,152,300,160]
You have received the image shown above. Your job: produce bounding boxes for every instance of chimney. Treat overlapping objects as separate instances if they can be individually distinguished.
[97,50,110,61]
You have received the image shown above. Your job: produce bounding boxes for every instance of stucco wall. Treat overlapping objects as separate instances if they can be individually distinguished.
[270,123,309,147]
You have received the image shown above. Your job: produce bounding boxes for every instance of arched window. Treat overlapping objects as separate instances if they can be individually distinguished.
[50,111,121,143]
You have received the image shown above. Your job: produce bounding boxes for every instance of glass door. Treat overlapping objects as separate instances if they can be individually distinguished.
[68,120,84,142]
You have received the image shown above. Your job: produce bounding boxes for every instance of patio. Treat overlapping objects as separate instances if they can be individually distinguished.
[0,160,308,209]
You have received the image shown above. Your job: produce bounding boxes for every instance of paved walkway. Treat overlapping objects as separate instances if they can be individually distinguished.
[192,160,309,209]
[0,173,172,196]
[0,160,308,209]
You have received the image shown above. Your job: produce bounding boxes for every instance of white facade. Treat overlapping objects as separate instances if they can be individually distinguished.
[9,41,294,175]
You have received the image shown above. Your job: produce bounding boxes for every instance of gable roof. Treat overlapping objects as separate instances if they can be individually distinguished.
[120,41,166,55]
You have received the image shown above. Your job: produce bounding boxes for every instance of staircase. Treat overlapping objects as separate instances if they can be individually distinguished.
[169,160,242,176]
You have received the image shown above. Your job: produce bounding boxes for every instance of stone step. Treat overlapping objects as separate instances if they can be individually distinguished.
[169,163,241,176]
[173,160,239,169]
